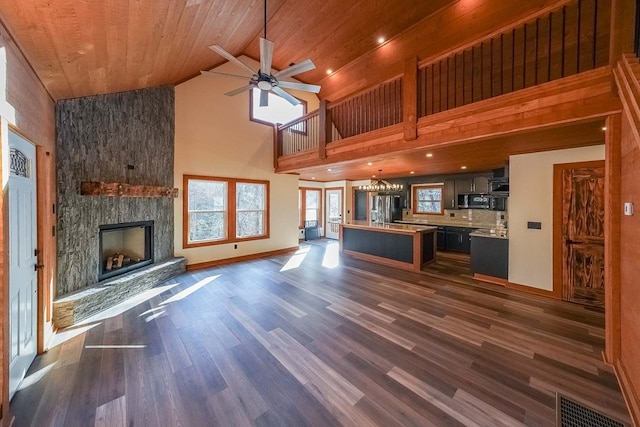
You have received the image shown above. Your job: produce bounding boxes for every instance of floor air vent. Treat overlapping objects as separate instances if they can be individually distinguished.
[556,393,627,427]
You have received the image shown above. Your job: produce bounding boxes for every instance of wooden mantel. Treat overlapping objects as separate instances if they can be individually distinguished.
[80,181,178,198]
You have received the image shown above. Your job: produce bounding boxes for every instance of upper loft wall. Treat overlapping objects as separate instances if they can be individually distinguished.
[319,0,574,102]
[0,20,54,148]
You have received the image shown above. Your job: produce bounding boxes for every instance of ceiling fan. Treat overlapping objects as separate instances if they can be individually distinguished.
[200,0,321,107]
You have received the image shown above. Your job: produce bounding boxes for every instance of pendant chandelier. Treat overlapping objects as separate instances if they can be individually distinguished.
[359,169,403,193]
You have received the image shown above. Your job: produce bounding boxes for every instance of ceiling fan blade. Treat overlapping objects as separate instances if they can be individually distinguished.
[200,70,253,80]
[274,59,316,79]
[259,89,269,107]
[272,86,300,106]
[209,44,256,75]
[278,80,321,94]
[224,84,254,97]
[260,38,274,75]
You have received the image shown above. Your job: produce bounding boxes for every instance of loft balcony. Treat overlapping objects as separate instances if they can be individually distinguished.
[274,0,619,180]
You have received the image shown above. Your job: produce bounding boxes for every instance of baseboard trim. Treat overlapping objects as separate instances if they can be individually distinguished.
[186,246,299,271]
[506,281,557,298]
[473,273,509,286]
[613,359,640,427]
[473,274,557,298]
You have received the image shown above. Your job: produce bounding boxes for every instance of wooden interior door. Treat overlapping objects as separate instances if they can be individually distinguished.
[561,165,605,306]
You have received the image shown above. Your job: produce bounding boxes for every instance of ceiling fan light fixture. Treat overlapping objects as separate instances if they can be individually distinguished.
[257,80,272,90]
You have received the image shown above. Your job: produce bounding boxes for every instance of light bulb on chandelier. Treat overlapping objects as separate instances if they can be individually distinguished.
[359,169,403,193]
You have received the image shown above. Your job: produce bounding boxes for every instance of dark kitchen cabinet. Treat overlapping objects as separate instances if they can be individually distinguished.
[444,180,456,209]
[436,226,446,250]
[454,179,473,201]
[471,235,508,279]
[444,226,474,253]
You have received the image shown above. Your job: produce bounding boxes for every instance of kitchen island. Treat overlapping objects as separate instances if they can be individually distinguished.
[340,221,437,271]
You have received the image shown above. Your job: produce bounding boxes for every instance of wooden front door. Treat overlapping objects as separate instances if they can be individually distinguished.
[561,164,605,307]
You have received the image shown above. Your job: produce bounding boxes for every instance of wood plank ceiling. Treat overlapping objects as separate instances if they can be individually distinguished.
[0,0,608,179]
[0,0,457,101]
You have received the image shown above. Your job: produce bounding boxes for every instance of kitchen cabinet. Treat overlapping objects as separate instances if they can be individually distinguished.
[436,226,446,250]
[454,178,473,201]
[470,234,508,279]
[473,176,489,193]
[444,226,474,253]
[444,180,456,209]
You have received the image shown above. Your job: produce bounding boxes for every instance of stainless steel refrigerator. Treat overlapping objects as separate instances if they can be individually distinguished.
[370,195,402,224]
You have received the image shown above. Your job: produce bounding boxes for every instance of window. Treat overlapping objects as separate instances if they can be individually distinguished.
[250,89,306,127]
[299,187,322,228]
[184,175,269,247]
[412,184,444,215]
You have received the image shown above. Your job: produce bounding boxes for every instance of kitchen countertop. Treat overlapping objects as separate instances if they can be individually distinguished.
[343,221,437,234]
[469,229,508,239]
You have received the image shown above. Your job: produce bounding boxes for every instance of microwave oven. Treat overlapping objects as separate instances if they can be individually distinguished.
[458,193,490,209]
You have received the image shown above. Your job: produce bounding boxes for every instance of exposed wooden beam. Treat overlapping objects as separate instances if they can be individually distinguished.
[403,57,418,141]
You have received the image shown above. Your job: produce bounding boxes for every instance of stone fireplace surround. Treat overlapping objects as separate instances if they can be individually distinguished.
[53,86,185,327]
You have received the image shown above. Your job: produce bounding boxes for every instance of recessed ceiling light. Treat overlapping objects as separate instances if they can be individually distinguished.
[326,69,332,75]
[601,126,607,131]
[372,175,376,178]
[367,162,372,166]
[410,171,415,174]
[327,168,332,172]
[461,166,467,170]
[377,37,385,44]
[426,153,433,158]
[311,177,315,180]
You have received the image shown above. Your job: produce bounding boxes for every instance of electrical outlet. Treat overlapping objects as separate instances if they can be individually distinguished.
[234,244,238,249]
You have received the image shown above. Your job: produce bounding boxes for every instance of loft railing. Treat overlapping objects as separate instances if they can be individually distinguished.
[418,0,610,116]
[327,77,403,141]
[276,0,610,160]
[277,111,319,156]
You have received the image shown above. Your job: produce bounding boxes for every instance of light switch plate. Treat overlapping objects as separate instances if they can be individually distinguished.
[624,202,634,216]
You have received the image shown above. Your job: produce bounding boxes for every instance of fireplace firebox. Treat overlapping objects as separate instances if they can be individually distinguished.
[99,221,154,281]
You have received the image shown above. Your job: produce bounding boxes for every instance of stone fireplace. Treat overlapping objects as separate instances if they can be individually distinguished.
[99,221,154,281]
[53,86,185,327]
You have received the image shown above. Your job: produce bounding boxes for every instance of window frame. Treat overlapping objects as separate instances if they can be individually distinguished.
[183,175,270,248]
[412,183,445,215]
[249,88,307,131]
[298,187,322,229]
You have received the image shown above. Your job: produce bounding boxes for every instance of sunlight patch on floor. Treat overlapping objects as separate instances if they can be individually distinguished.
[17,362,56,391]
[161,274,220,305]
[322,241,340,269]
[51,282,181,347]
[280,246,311,271]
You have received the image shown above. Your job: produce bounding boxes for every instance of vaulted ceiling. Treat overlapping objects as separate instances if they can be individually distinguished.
[0,0,609,180]
[0,0,457,101]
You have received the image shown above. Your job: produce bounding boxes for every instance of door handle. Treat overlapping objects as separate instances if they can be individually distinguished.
[34,264,44,271]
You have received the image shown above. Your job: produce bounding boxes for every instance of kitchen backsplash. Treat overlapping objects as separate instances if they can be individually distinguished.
[402,208,508,229]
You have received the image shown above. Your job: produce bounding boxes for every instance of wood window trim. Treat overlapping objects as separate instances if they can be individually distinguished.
[299,187,323,229]
[183,174,270,249]
[412,183,445,215]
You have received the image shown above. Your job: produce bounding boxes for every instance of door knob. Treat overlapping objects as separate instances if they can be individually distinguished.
[34,264,44,271]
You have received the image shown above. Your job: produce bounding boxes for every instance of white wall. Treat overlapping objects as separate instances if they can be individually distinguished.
[174,57,319,265]
[509,145,605,290]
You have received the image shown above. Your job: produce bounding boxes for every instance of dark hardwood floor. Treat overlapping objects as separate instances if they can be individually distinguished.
[10,240,630,426]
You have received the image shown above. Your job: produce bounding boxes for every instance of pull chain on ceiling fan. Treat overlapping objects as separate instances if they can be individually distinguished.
[200,0,321,106]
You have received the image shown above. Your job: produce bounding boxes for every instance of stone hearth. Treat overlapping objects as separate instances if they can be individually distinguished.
[53,257,185,328]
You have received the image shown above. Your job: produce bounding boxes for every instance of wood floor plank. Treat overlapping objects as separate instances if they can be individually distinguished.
[10,241,631,426]
[94,395,126,427]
